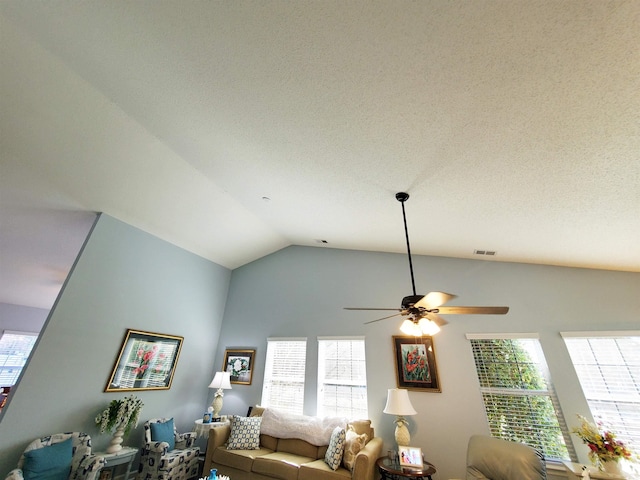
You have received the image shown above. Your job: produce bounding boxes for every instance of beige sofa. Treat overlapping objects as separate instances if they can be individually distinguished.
[203,409,383,480]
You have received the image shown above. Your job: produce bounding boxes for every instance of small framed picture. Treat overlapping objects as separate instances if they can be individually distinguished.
[399,445,423,469]
[223,348,255,385]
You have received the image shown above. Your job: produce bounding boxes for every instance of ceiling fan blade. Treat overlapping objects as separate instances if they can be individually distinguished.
[437,306,510,315]
[414,291,457,309]
[424,312,449,327]
[344,307,399,311]
[364,312,403,324]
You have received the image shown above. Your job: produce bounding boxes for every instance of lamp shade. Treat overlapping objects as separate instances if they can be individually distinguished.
[209,371,232,390]
[383,388,416,416]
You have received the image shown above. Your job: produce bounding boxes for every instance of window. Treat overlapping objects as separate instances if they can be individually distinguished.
[317,337,368,419]
[562,332,640,453]
[467,333,573,461]
[261,338,307,415]
[0,330,38,386]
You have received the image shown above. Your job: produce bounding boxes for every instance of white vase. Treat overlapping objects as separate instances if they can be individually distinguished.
[602,460,623,476]
[106,425,125,454]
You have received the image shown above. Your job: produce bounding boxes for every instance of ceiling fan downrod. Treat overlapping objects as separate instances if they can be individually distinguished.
[395,192,417,297]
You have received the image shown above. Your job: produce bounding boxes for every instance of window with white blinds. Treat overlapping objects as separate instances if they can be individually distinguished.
[317,337,368,419]
[562,332,640,453]
[467,334,573,461]
[261,338,307,415]
[0,330,38,386]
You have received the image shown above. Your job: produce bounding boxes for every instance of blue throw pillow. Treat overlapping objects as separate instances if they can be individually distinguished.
[150,418,175,450]
[23,437,73,480]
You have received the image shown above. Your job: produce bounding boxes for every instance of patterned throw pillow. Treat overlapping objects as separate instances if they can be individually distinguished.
[342,424,368,472]
[324,426,346,470]
[226,415,262,450]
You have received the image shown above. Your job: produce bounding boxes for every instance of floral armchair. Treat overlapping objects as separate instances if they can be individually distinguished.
[138,418,200,480]
[5,432,105,480]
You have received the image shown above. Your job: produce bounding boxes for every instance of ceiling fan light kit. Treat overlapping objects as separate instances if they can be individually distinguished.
[345,192,509,334]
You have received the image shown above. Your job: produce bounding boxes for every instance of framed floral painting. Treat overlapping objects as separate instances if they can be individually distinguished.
[392,335,440,392]
[223,348,255,385]
[105,329,183,392]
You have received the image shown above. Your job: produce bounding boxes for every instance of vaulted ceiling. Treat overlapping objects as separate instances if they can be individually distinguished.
[2,1,639,310]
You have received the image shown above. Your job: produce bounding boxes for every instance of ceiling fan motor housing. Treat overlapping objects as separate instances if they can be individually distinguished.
[401,295,424,309]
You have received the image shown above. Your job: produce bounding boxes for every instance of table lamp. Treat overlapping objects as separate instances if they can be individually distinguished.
[209,371,232,418]
[383,388,417,446]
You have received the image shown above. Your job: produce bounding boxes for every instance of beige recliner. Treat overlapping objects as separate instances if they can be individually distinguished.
[466,435,547,480]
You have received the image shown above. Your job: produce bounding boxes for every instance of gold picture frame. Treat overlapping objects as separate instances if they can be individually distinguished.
[223,348,255,385]
[105,329,183,392]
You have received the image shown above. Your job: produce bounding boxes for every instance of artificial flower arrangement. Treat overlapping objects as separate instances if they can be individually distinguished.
[95,394,144,436]
[572,414,634,468]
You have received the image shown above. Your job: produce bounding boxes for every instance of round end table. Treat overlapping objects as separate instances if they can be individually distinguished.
[377,456,436,480]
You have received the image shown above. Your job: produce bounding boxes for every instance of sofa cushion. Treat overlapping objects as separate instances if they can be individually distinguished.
[227,415,262,449]
[252,452,314,480]
[277,437,321,459]
[324,426,346,470]
[214,445,274,472]
[342,425,368,471]
[260,434,278,451]
[348,420,373,440]
[300,459,352,480]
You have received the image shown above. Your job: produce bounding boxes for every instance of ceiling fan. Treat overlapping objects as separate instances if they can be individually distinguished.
[345,192,509,335]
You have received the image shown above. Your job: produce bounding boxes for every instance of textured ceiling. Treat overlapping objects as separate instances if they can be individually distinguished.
[1,1,639,310]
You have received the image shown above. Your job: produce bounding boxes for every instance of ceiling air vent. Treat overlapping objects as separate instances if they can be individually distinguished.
[474,249,496,256]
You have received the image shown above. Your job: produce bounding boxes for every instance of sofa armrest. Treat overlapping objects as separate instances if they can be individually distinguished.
[203,425,231,471]
[351,436,383,480]
[466,467,490,479]
[5,469,24,480]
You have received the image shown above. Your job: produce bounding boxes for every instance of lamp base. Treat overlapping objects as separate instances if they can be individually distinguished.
[212,389,225,417]
[394,416,410,446]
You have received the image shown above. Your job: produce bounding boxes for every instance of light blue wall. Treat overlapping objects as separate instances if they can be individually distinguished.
[0,214,231,475]
[214,245,640,480]
[2,228,638,479]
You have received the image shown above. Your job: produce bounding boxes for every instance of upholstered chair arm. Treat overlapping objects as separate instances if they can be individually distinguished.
[142,441,170,455]
[352,436,383,480]
[74,454,107,480]
[4,469,24,480]
[175,431,198,449]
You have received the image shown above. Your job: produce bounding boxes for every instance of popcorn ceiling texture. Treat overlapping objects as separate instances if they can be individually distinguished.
[2,1,639,308]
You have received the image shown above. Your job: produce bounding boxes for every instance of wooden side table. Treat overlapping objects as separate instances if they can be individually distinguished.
[377,456,436,480]
[95,446,138,480]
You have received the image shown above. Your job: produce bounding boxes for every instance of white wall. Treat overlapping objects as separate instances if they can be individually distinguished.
[215,245,640,480]
[0,303,48,333]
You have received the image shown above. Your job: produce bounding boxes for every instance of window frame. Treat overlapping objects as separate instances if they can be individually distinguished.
[0,330,39,386]
[466,332,575,462]
[561,330,640,454]
[260,337,307,415]
[317,336,368,419]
